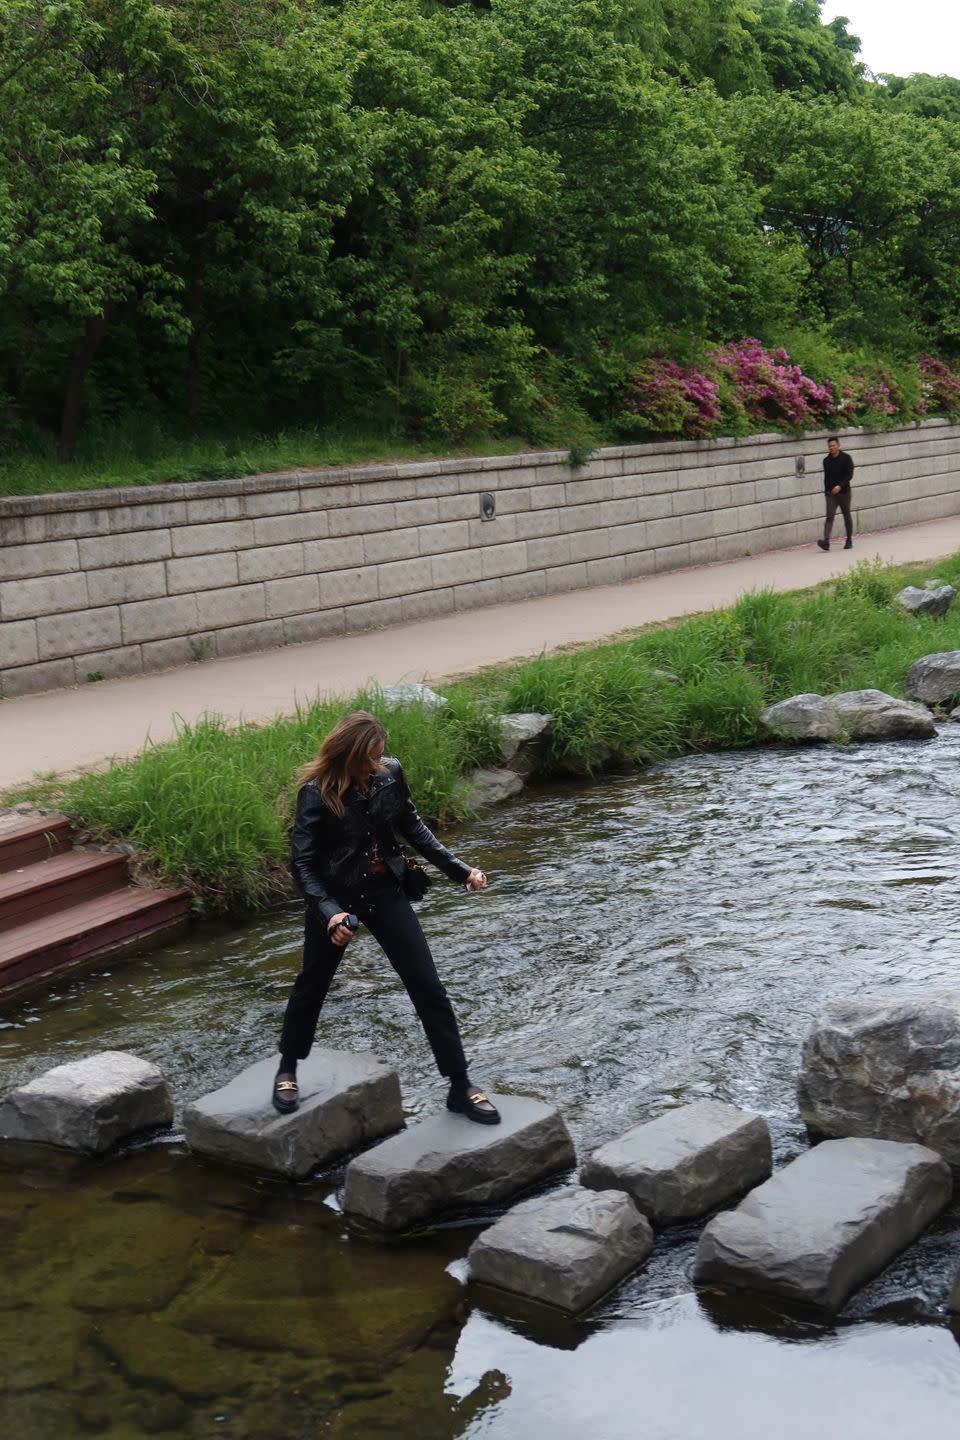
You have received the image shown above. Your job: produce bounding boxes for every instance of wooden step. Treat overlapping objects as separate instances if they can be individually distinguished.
[0,814,73,873]
[0,851,129,932]
[0,886,191,998]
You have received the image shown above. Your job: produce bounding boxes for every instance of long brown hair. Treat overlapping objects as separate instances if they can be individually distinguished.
[297,711,388,816]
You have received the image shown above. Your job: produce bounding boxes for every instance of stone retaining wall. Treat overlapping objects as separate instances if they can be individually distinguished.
[2,420,959,697]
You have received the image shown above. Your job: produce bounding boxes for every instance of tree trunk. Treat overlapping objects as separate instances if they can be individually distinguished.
[186,259,206,431]
[58,308,111,461]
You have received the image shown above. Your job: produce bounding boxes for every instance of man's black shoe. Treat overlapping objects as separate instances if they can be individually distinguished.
[817,539,829,551]
[447,1085,501,1125]
[844,539,853,549]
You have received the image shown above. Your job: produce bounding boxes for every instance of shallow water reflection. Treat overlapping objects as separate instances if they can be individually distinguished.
[4,729,960,1436]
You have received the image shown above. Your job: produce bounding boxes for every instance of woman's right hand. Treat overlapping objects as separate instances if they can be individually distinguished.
[327,912,355,947]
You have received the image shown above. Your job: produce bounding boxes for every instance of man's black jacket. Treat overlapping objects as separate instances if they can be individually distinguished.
[291,757,470,922]
[823,451,854,494]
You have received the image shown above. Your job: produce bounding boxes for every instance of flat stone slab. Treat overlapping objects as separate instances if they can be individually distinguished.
[182,1048,403,1179]
[0,1051,172,1154]
[580,1099,772,1225]
[467,1185,653,1313]
[694,1137,952,1312]
[343,1095,575,1230]
[798,992,960,1163]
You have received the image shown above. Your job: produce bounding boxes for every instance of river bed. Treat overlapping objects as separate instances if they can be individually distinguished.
[3,728,960,1437]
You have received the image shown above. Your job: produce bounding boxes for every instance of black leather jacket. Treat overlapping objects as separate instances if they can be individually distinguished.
[290,757,471,922]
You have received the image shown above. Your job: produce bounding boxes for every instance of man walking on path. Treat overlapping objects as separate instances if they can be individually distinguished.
[817,435,854,551]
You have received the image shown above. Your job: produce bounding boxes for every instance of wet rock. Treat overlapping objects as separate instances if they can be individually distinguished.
[379,682,447,710]
[0,1052,172,1154]
[343,1095,576,1230]
[499,713,554,777]
[694,1137,951,1312]
[758,693,839,742]
[580,1099,772,1225]
[895,584,956,617]
[829,689,936,740]
[798,993,960,1162]
[467,1184,652,1313]
[905,650,960,706]
[96,1316,254,1403]
[463,767,525,808]
[182,1049,403,1179]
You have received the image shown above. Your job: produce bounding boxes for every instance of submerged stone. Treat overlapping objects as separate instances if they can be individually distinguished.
[467,1184,652,1313]
[182,1048,403,1179]
[343,1095,575,1230]
[694,1137,951,1312]
[798,992,960,1163]
[580,1099,772,1225]
[0,1051,172,1154]
[464,768,525,808]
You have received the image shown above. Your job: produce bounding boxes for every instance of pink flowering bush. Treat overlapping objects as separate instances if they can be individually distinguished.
[918,355,960,417]
[835,363,904,424]
[707,338,835,431]
[619,357,721,438]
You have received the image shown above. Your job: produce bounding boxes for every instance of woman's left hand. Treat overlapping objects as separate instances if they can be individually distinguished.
[465,867,488,892]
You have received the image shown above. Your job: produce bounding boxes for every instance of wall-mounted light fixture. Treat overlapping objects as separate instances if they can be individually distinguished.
[795,455,806,476]
[480,492,496,520]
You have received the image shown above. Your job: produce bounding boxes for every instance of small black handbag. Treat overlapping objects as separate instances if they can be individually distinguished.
[401,854,431,902]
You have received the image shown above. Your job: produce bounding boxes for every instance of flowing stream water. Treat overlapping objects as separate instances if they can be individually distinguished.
[4,728,960,1438]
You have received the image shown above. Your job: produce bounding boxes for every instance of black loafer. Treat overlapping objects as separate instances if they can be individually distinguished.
[272,1072,299,1114]
[447,1086,501,1125]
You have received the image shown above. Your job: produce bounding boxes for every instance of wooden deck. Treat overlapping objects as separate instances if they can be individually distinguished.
[0,814,190,1003]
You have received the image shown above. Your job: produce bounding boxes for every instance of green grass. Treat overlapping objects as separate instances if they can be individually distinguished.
[0,421,532,498]
[8,552,960,911]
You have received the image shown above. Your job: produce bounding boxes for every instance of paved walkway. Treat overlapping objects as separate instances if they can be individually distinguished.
[3,516,959,790]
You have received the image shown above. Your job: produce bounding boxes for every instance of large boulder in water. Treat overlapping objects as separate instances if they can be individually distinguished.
[905,651,960,706]
[759,689,935,743]
[896,585,956,618]
[798,993,960,1164]
[0,1052,172,1154]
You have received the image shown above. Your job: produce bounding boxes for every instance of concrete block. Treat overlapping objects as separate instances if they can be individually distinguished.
[544,562,588,595]
[350,476,419,504]
[0,619,38,668]
[393,498,441,527]
[345,597,404,631]
[694,1138,951,1312]
[182,1049,403,1179]
[468,1185,653,1314]
[0,571,88,621]
[120,594,200,645]
[318,568,379,609]
[165,552,239,595]
[215,619,285,658]
[183,495,243,524]
[283,610,345,645]
[526,535,571,568]
[241,490,301,519]
[453,578,504,611]
[362,528,420,565]
[75,645,143,682]
[106,501,188,534]
[196,584,265,631]
[237,544,304,584]
[343,1095,575,1230]
[481,542,529,579]
[586,556,626,586]
[0,538,79,582]
[328,502,396,537]
[1,657,77,697]
[654,543,691,573]
[567,528,613,563]
[431,550,482,588]
[418,520,471,556]
[400,589,455,623]
[79,532,174,572]
[680,512,716,545]
[253,512,328,546]
[265,574,320,618]
[640,469,679,495]
[622,550,656,580]
[596,498,641,527]
[436,494,479,522]
[467,515,519,548]
[645,517,684,549]
[529,483,568,510]
[140,635,208,671]
[674,485,707,515]
[37,606,121,662]
[85,561,167,606]
[582,1100,772,1225]
[0,1051,173,1154]
[170,520,255,557]
[304,535,364,573]
[564,476,615,506]
[499,570,548,603]
[491,487,534,515]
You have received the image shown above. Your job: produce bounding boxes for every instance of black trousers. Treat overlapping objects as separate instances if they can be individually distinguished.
[279,874,467,1078]
[824,491,853,542]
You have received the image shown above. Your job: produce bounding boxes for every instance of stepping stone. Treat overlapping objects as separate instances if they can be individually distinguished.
[182,1049,403,1179]
[343,1095,575,1230]
[581,1099,772,1225]
[694,1137,952,1312]
[467,1184,653,1314]
[0,1051,172,1154]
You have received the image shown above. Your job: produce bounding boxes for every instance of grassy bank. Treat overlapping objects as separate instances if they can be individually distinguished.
[10,553,960,911]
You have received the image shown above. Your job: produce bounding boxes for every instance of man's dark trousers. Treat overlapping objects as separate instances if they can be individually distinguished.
[824,490,853,544]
